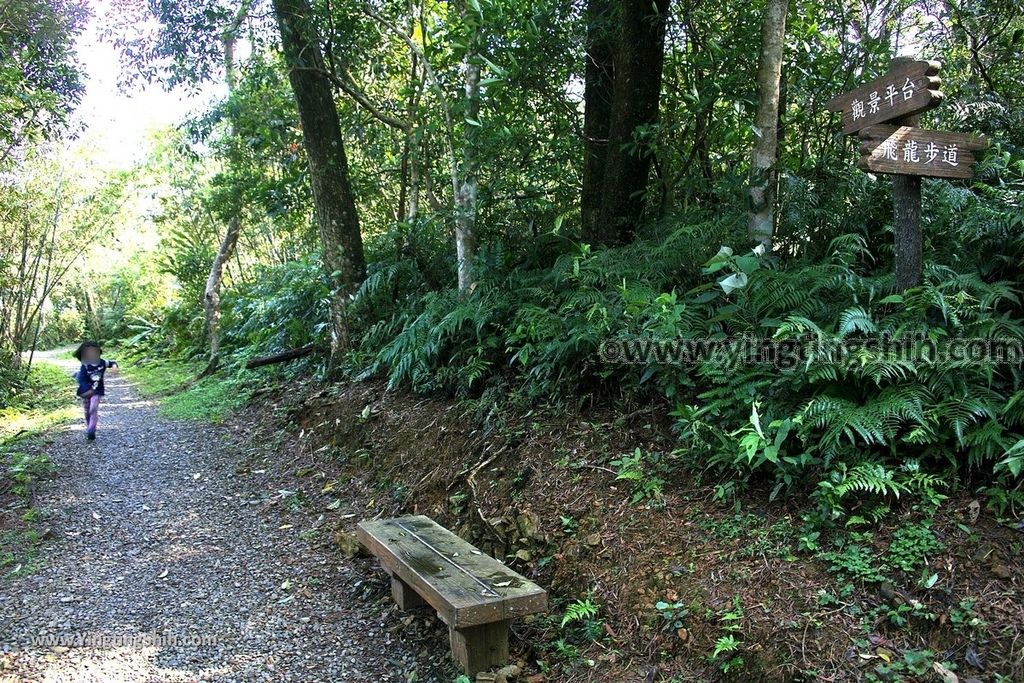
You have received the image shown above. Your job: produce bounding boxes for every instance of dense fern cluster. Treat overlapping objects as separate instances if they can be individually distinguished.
[343,154,1024,494]
[671,232,1023,489]
[122,147,1024,497]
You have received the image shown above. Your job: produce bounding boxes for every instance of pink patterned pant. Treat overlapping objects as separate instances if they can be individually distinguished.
[82,394,101,435]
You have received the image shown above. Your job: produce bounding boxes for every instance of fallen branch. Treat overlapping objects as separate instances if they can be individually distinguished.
[245,346,316,370]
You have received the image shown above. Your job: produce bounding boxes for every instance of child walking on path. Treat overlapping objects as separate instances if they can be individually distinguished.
[74,341,118,441]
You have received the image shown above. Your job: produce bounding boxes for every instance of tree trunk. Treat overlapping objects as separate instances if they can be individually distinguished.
[201,5,251,376]
[455,46,480,294]
[747,0,789,249]
[272,0,367,362]
[595,0,671,246]
[202,214,241,372]
[83,287,101,338]
[398,0,423,230]
[580,0,615,243]
[245,344,315,369]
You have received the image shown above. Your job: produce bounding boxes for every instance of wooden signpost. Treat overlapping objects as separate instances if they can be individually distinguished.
[857,125,988,179]
[827,57,988,290]
[826,60,943,134]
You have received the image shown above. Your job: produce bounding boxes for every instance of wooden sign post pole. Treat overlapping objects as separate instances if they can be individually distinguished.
[891,57,923,291]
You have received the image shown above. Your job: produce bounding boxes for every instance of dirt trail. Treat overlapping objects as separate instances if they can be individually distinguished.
[0,351,452,682]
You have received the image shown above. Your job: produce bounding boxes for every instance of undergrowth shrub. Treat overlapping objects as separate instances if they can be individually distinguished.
[219,255,329,367]
[346,157,1024,499]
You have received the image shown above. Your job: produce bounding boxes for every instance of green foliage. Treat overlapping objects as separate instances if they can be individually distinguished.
[121,357,250,423]
[5,450,53,498]
[668,190,1024,493]
[815,461,947,522]
[220,256,329,365]
[0,360,71,577]
[708,597,746,673]
[354,285,501,395]
[610,448,666,506]
[816,520,943,585]
[0,360,72,414]
[654,600,688,632]
[817,536,887,584]
[560,597,599,628]
[118,356,196,396]
[344,167,1024,501]
[158,375,251,423]
[0,0,88,152]
[712,634,741,661]
[886,523,943,575]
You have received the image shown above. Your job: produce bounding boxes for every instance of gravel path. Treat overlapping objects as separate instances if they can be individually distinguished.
[0,352,453,682]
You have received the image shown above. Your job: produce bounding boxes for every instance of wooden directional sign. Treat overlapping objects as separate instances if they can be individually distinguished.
[828,55,988,290]
[826,60,943,134]
[857,125,988,179]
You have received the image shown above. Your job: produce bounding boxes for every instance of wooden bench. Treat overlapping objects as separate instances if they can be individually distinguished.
[357,515,548,675]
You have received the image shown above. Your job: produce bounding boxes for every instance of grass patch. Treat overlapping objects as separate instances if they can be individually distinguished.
[120,355,251,423]
[160,375,249,423]
[121,356,199,396]
[1,361,78,446]
[0,529,44,578]
[1,360,71,579]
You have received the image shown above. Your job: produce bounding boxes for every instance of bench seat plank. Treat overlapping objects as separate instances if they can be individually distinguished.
[357,515,547,628]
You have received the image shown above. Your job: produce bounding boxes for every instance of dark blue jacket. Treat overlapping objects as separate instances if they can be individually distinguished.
[76,359,116,397]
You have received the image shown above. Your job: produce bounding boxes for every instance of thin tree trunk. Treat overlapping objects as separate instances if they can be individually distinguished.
[84,288,100,338]
[581,0,615,243]
[361,4,466,290]
[273,0,367,364]
[397,0,421,228]
[747,0,789,249]
[202,214,241,372]
[595,0,671,246]
[201,4,250,376]
[455,36,480,294]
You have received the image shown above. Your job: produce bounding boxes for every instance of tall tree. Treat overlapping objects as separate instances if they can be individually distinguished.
[201,1,251,376]
[583,0,671,246]
[580,0,615,243]
[272,0,367,362]
[747,0,789,249]
[361,2,480,294]
[454,0,482,294]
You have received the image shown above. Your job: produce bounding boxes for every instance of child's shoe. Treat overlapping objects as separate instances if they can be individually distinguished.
[86,431,96,441]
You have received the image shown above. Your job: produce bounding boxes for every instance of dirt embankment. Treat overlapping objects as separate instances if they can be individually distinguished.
[239,378,1024,682]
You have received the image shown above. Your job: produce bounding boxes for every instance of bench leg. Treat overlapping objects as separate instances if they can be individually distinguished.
[390,575,426,610]
[448,620,510,676]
